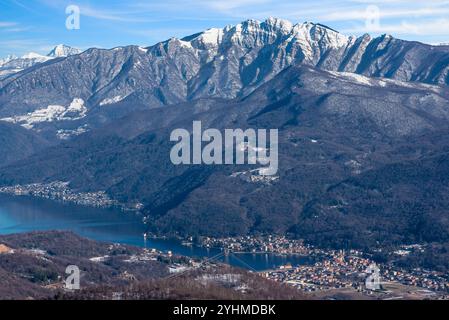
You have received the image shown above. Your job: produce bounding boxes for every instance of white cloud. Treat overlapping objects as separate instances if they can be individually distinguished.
[204,0,273,12]
[0,22,18,28]
[0,39,51,53]
[318,6,449,22]
[79,5,145,22]
[343,18,449,36]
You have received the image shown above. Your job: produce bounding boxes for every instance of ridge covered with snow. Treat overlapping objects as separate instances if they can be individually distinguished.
[180,18,352,58]
[0,45,81,79]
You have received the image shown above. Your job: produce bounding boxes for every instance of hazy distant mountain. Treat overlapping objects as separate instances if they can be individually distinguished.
[0,44,81,80]
[0,52,51,79]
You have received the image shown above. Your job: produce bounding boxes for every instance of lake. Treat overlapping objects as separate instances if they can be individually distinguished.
[0,194,312,271]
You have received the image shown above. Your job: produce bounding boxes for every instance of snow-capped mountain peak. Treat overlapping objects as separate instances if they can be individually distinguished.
[265,16,294,31]
[47,44,81,58]
[0,52,52,79]
[21,52,49,60]
[0,55,18,66]
[1,17,449,142]
[181,18,350,52]
[193,28,224,47]
[0,45,81,79]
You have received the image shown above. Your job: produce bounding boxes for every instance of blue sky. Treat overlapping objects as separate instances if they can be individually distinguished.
[1,0,449,57]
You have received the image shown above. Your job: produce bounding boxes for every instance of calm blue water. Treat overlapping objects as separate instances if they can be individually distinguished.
[0,194,311,271]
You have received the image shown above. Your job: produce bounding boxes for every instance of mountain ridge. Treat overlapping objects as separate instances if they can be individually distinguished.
[1,18,449,141]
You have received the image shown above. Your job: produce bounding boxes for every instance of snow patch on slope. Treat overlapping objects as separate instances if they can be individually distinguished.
[99,95,127,106]
[1,98,87,129]
[197,28,224,46]
[56,125,89,140]
[329,71,374,86]
[329,71,443,94]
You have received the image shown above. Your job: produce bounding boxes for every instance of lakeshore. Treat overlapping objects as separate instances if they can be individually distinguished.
[0,192,447,297]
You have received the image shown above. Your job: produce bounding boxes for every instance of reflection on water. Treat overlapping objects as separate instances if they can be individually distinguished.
[0,194,311,271]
